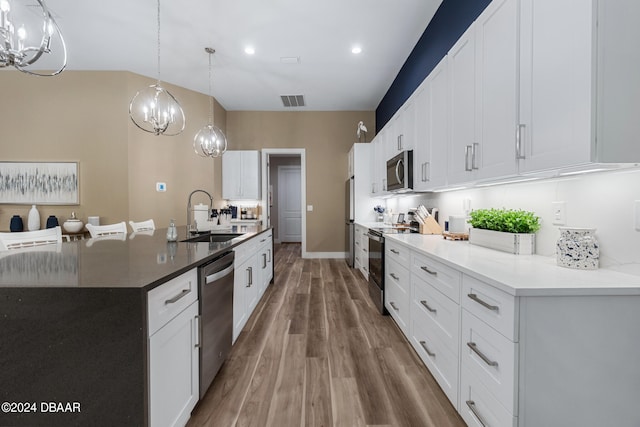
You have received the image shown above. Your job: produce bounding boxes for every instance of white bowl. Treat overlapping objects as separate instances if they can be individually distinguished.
[63,219,84,233]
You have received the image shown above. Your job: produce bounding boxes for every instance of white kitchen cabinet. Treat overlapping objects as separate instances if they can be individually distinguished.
[413,57,449,191]
[387,99,415,159]
[350,144,378,223]
[518,0,640,173]
[385,240,411,335]
[233,237,260,343]
[370,132,387,196]
[222,150,261,200]
[257,230,273,297]
[355,224,369,280]
[147,269,199,427]
[448,0,519,185]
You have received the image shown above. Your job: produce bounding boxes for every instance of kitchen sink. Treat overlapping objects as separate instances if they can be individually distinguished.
[181,233,243,243]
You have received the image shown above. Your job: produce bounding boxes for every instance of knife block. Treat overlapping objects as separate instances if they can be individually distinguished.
[419,216,443,235]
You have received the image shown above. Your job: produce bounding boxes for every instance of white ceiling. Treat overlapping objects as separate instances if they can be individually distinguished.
[45,0,442,111]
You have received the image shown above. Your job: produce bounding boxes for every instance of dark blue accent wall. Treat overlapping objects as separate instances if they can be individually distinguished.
[375,0,492,133]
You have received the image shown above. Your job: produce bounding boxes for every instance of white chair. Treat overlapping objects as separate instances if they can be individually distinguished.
[0,226,63,250]
[86,221,127,238]
[129,219,155,232]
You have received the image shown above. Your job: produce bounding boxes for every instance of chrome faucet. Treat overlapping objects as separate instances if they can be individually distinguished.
[187,189,213,233]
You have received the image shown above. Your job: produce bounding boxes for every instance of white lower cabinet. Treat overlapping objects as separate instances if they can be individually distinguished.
[147,269,199,427]
[257,230,274,297]
[233,238,259,343]
[385,257,410,335]
[355,224,369,280]
[460,366,517,427]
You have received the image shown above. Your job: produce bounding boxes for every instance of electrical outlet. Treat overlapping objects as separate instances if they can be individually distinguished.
[307,205,313,212]
[635,200,640,231]
[156,182,166,192]
[552,201,566,225]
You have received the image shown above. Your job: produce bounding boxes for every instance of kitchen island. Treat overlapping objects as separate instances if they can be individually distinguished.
[0,225,271,427]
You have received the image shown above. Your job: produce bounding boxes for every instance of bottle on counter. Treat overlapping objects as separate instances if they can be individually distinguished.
[27,205,40,231]
[166,219,178,242]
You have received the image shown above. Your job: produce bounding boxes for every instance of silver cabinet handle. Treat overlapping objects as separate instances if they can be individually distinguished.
[464,145,473,171]
[390,273,399,281]
[194,315,201,348]
[421,162,426,182]
[467,342,499,367]
[267,249,271,262]
[390,249,400,255]
[398,134,403,151]
[467,293,499,312]
[420,300,437,313]
[516,124,526,159]
[262,253,267,269]
[246,267,253,287]
[165,288,190,305]
[389,301,399,311]
[419,340,435,357]
[465,401,489,427]
[472,142,479,170]
[420,266,438,276]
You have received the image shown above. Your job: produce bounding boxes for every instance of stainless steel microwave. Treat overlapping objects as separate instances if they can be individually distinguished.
[386,150,413,192]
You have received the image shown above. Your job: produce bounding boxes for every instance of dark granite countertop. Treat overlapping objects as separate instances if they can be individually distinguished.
[0,225,271,290]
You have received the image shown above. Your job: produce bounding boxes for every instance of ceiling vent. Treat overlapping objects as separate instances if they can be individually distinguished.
[280,95,306,107]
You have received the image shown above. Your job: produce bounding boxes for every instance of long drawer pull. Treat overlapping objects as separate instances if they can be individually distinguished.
[467,342,499,367]
[194,315,201,348]
[420,300,437,313]
[467,293,499,312]
[419,340,435,357]
[465,400,489,427]
[165,289,190,305]
[389,301,399,311]
[420,266,438,276]
[390,273,399,281]
[390,249,400,255]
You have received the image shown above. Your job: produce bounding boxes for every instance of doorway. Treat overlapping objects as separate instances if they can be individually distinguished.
[261,149,307,255]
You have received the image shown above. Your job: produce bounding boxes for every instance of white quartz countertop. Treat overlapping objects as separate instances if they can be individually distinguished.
[384,233,640,297]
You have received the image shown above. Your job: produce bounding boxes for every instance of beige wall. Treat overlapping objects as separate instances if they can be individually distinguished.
[0,71,374,253]
[226,111,375,253]
[0,70,224,229]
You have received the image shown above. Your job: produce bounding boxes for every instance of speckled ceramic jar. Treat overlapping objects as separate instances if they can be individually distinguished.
[556,227,599,269]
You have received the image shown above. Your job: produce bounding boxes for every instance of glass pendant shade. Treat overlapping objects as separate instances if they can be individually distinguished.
[0,0,67,76]
[129,83,185,136]
[194,124,227,157]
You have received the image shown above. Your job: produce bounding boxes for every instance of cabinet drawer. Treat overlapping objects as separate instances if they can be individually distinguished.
[148,269,198,336]
[385,259,410,333]
[386,239,410,269]
[462,275,518,340]
[234,238,258,266]
[460,367,517,427]
[462,310,517,414]
[411,251,461,303]
[410,317,459,408]
[412,275,460,355]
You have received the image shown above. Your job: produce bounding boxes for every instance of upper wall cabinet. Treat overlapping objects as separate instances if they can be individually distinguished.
[222,150,261,200]
[447,0,519,185]
[414,57,448,191]
[518,0,640,172]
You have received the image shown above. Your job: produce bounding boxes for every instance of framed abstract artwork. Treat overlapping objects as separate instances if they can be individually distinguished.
[0,162,79,205]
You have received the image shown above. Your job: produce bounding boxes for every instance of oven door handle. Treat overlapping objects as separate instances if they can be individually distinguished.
[367,232,384,243]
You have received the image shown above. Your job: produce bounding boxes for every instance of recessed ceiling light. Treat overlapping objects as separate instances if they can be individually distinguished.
[351,46,362,54]
[244,46,255,55]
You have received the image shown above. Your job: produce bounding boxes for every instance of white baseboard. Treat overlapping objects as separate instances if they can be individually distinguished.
[302,251,347,259]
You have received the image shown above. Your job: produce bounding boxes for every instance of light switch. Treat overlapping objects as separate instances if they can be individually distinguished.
[552,201,566,226]
[307,205,313,212]
[156,182,167,192]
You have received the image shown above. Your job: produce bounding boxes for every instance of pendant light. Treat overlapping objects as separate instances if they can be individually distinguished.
[0,0,67,76]
[129,0,185,136]
[193,47,227,157]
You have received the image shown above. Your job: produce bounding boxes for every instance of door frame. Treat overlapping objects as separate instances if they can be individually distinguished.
[261,149,307,257]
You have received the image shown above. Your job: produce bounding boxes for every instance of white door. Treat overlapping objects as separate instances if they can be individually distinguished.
[278,166,302,242]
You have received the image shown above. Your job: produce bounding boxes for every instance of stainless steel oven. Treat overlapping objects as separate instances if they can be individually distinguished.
[367,229,385,314]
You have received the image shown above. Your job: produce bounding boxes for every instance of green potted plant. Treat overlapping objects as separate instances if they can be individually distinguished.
[467,208,541,254]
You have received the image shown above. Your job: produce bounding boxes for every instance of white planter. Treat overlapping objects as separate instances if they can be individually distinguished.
[469,228,536,255]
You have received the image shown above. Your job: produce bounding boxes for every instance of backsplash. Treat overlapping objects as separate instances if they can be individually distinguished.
[384,167,640,276]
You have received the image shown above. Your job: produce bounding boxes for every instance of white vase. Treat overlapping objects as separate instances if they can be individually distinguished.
[27,204,40,231]
[556,227,599,269]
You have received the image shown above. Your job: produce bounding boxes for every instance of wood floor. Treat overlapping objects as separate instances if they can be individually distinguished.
[187,243,465,427]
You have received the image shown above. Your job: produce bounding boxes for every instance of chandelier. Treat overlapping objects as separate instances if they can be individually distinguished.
[193,47,227,158]
[0,0,67,76]
[129,0,185,136]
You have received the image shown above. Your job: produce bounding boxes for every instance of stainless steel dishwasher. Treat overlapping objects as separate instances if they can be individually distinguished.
[198,251,234,398]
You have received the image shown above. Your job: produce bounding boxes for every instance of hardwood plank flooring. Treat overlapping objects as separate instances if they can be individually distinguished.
[187,243,465,427]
